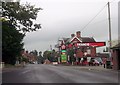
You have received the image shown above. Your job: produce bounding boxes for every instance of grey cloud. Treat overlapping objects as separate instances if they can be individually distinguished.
[21,0,118,52]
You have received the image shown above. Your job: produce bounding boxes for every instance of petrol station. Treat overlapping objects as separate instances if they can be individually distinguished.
[58,31,106,65]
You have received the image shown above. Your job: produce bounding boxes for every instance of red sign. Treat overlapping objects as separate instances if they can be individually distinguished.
[77,42,105,47]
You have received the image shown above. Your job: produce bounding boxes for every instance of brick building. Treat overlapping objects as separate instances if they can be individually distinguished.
[21,50,37,63]
[58,31,105,64]
[111,43,120,70]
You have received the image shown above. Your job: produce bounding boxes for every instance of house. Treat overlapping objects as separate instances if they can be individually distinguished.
[21,50,37,63]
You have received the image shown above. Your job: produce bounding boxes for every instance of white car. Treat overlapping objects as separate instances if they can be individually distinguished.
[52,62,58,65]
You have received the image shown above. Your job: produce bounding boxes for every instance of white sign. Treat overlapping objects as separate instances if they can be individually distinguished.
[77,43,90,46]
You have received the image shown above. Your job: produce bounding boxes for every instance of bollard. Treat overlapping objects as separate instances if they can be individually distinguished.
[104,64,105,68]
[1,62,5,68]
[72,62,74,65]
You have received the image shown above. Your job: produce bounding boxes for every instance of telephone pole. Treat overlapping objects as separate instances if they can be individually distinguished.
[50,45,52,51]
[108,2,112,53]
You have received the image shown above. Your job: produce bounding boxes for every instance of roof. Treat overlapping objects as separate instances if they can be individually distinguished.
[81,37,96,42]
[68,36,82,43]
[63,38,69,43]
[111,43,120,49]
[63,37,96,43]
[96,53,110,58]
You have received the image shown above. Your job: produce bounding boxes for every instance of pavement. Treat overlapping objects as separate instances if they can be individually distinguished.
[54,64,117,72]
[1,65,25,73]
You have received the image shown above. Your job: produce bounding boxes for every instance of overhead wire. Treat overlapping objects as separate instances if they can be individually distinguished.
[80,3,108,32]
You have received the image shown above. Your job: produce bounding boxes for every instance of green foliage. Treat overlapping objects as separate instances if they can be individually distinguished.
[2,2,42,65]
[21,57,29,62]
[43,50,58,62]
[39,51,42,56]
[43,51,51,60]
[29,50,38,56]
[2,20,25,65]
[68,49,75,63]
[37,51,44,64]
[2,2,42,33]
[68,49,74,56]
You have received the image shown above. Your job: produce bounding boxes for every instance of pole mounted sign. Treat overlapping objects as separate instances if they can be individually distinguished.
[61,54,67,62]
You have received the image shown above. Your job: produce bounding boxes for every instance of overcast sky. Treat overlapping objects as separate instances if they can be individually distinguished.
[20,0,119,53]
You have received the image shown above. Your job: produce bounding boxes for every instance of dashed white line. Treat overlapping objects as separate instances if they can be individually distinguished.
[21,70,31,74]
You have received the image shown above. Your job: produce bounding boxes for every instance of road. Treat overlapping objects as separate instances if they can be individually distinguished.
[2,64,119,83]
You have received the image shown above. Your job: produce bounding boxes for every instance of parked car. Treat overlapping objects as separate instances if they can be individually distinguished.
[93,59,99,66]
[89,57,103,66]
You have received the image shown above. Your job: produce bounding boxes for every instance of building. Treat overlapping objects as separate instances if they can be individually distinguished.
[57,31,105,65]
[111,42,120,70]
[21,50,37,63]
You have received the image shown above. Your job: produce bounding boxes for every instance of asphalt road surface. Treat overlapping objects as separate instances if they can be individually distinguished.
[2,64,119,83]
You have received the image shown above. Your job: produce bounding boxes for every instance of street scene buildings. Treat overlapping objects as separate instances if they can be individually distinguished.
[19,31,120,71]
[1,0,120,84]
[56,31,105,64]
[55,31,120,70]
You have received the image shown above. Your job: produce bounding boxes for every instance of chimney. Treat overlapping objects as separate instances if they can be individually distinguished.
[71,34,75,38]
[76,31,81,38]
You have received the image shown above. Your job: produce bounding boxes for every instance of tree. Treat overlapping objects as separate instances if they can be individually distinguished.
[2,20,24,65]
[43,50,58,62]
[39,51,42,56]
[37,51,44,64]
[67,48,75,63]
[43,51,52,61]
[30,50,38,56]
[2,2,42,33]
[51,49,57,62]
[2,2,42,64]
[34,50,38,56]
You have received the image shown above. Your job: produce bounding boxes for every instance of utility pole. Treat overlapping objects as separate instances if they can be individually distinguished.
[108,2,112,53]
[50,45,52,51]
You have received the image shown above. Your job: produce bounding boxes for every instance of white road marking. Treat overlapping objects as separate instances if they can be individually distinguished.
[21,70,31,74]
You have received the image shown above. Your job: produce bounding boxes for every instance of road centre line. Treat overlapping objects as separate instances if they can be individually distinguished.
[21,70,31,74]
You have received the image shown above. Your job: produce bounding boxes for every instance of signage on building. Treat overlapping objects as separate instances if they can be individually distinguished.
[77,42,105,47]
[61,50,66,53]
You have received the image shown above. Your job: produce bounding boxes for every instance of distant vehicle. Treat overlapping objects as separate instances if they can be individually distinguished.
[89,57,103,66]
[95,57,103,65]
[29,61,37,64]
[52,62,58,65]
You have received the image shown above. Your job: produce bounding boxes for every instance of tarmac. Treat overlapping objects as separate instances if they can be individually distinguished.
[1,64,119,73]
